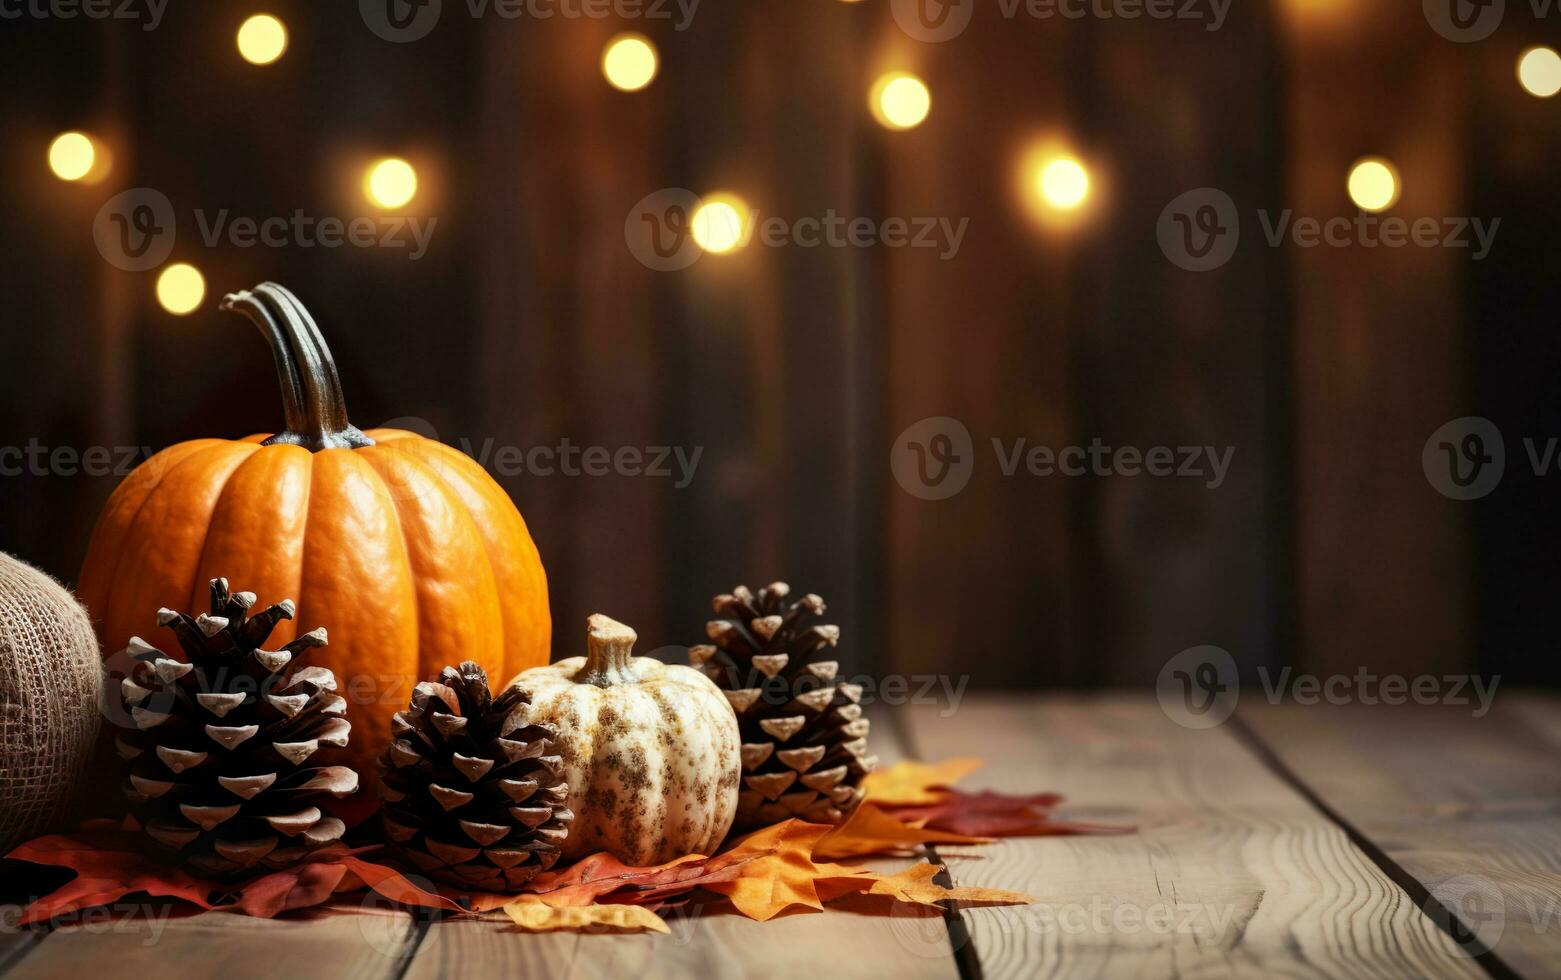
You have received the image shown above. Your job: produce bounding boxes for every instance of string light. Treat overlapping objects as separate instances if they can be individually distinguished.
[48,131,99,182]
[1347,157,1400,212]
[156,263,206,315]
[237,14,288,65]
[690,193,749,254]
[1037,157,1090,211]
[364,157,418,209]
[602,33,658,92]
[1517,46,1561,98]
[870,72,931,130]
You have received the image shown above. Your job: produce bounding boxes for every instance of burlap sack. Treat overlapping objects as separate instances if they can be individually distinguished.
[0,552,102,853]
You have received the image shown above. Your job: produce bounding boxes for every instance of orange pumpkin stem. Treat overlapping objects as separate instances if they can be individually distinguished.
[219,282,374,451]
[579,614,637,687]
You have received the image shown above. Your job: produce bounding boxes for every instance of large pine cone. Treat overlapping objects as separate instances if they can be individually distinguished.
[379,661,572,892]
[691,583,876,829]
[115,579,357,879]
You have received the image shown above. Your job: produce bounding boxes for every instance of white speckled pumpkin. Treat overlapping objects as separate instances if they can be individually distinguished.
[505,614,740,865]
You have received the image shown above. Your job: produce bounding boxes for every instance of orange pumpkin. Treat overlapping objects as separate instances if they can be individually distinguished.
[77,282,550,796]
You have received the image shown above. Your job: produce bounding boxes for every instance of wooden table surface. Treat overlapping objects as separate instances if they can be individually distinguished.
[3,693,1558,980]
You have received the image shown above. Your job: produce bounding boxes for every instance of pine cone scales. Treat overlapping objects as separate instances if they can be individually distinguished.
[379,662,572,892]
[116,579,357,879]
[691,583,876,829]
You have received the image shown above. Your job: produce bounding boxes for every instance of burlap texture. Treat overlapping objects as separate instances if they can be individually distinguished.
[0,552,102,853]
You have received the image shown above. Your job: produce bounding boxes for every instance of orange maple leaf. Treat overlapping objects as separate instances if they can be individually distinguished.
[815,802,991,860]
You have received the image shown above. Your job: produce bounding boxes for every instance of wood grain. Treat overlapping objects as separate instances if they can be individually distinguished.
[5,905,417,980]
[898,695,1483,979]
[1243,698,1561,978]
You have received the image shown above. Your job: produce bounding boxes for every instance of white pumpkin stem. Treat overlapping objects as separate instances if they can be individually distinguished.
[578,614,638,687]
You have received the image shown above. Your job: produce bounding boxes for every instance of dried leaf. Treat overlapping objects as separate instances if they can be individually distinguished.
[504,898,670,934]
[815,802,990,860]
[337,854,467,914]
[866,862,1036,908]
[697,820,837,921]
[862,758,984,805]
[5,823,393,925]
[885,790,1131,838]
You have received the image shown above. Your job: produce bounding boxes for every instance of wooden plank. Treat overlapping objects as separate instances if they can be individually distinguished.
[6,905,417,980]
[899,695,1481,979]
[0,918,43,974]
[1507,693,1561,751]
[403,705,957,980]
[1282,1,1470,678]
[1243,700,1561,977]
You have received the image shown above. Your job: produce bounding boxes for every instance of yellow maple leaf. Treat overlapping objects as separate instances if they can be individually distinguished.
[861,758,984,805]
[867,863,1036,908]
[502,898,670,934]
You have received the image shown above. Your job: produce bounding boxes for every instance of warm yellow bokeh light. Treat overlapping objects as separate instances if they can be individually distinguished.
[364,157,418,209]
[156,263,206,316]
[1347,157,1400,212]
[1517,46,1561,98]
[237,14,288,65]
[870,72,931,130]
[690,194,749,254]
[48,131,97,181]
[1038,157,1090,211]
[602,33,658,92]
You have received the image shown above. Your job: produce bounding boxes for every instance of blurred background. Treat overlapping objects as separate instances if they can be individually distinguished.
[1,0,1558,689]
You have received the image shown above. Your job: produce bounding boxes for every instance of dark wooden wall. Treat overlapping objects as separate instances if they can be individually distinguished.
[1,2,1556,686]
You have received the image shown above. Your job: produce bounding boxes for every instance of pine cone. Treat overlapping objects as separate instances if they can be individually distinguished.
[378,662,572,892]
[115,579,357,879]
[691,583,876,829]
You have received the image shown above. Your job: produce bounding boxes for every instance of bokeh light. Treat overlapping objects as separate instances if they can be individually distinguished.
[1517,46,1561,98]
[1037,157,1090,211]
[364,157,418,209]
[1347,157,1400,212]
[602,33,658,92]
[156,263,206,315]
[47,131,97,182]
[691,194,749,254]
[237,14,288,65]
[870,72,931,130]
